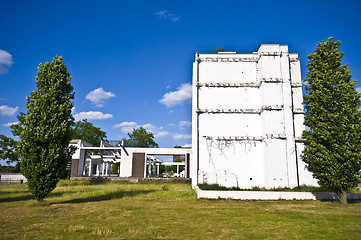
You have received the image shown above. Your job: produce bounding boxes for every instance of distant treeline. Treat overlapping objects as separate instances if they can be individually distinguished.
[0,163,21,173]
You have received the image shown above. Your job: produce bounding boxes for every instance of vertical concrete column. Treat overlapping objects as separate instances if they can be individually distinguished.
[280,50,298,188]
[147,161,150,177]
[186,153,190,178]
[78,148,85,177]
[191,53,200,187]
[89,159,92,177]
[256,52,268,188]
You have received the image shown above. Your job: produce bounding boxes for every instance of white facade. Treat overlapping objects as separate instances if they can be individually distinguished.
[192,44,317,189]
[70,139,191,178]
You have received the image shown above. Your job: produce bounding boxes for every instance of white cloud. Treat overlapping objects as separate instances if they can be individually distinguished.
[85,87,116,107]
[113,121,166,137]
[113,121,137,128]
[357,87,361,94]
[155,10,180,22]
[3,121,19,127]
[159,83,192,108]
[0,105,18,116]
[155,131,170,138]
[182,143,192,148]
[113,122,138,134]
[143,123,163,133]
[168,123,175,126]
[74,111,113,121]
[0,50,13,74]
[174,133,192,140]
[179,120,192,128]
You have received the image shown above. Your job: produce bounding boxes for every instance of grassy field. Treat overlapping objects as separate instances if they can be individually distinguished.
[1,180,360,240]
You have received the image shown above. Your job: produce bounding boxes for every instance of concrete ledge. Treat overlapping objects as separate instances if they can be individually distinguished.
[194,186,361,201]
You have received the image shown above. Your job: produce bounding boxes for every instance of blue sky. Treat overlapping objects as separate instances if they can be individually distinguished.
[1,0,361,160]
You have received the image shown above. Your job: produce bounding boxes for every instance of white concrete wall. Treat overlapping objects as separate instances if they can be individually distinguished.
[199,62,257,83]
[192,44,317,189]
[119,150,133,177]
[199,87,260,109]
[194,186,361,201]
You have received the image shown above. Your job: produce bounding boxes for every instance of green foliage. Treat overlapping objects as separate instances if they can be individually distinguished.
[0,135,20,164]
[302,37,361,204]
[112,163,120,174]
[72,119,107,146]
[198,183,241,191]
[16,56,74,201]
[126,127,158,148]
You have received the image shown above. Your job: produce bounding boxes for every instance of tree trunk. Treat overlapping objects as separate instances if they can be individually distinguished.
[337,190,348,205]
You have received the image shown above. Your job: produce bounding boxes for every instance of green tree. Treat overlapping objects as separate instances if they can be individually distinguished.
[127,127,158,148]
[16,56,74,201]
[0,135,20,164]
[302,37,361,204]
[72,119,107,146]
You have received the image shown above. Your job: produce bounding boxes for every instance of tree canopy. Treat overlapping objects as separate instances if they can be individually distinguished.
[16,56,74,201]
[302,37,361,204]
[72,119,107,146]
[126,127,158,148]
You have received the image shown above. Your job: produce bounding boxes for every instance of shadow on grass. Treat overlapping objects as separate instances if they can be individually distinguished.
[55,189,157,204]
[0,194,34,202]
[58,179,110,187]
[0,191,28,195]
[0,188,91,202]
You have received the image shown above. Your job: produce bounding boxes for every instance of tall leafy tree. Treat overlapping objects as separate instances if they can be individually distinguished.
[302,37,361,204]
[127,127,158,148]
[72,119,107,146]
[16,56,74,201]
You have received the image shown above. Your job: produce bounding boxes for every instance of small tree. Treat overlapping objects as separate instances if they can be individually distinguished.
[127,127,158,148]
[72,119,107,146]
[16,56,74,201]
[302,37,361,204]
[0,135,19,165]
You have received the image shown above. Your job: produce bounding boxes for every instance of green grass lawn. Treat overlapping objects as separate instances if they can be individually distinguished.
[1,180,360,240]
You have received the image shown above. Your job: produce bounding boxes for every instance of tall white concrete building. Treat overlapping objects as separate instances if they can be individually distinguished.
[191,44,317,189]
